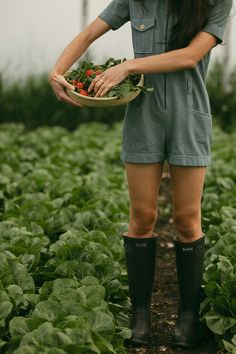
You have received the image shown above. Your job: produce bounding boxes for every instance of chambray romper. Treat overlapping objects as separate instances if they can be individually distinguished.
[98,0,232,166]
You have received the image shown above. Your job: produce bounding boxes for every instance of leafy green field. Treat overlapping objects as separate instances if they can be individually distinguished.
[0,122,131,353]
[0,122,235,353]
[201,127,236,353]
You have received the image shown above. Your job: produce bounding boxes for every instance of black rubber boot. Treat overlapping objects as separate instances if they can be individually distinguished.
[122,232,158,346]
[171,235,205,348]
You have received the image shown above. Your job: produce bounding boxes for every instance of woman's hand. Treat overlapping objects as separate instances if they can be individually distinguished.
[88,61,131,97]
[49,72,83,107]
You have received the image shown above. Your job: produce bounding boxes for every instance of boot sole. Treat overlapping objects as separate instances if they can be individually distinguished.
[171,340,198,349]
[125,337,149,347]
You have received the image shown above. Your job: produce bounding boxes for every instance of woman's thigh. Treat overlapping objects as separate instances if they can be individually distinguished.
[125,162,164,212]
[169,164,206,220]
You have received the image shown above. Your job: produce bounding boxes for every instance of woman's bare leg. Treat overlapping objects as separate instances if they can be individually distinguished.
[123,162,165,238]
[122,161,164,346]
[169,164,207,348]
[169,164,206,243]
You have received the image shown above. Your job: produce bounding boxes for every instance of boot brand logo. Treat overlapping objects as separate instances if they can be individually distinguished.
[136,243,147,247]
[182,247,193,252]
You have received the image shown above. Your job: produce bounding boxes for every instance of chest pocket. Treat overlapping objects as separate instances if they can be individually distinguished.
[131,18,155,54]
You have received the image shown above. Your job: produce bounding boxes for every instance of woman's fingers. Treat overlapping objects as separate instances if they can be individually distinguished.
[56,88,84,107]
[49,73,83,107]
[88,75,114,97]
[56,91,84,107]
[56,75,75,90]
[95,82,113,97]
[88,64,128,97]
[49,73,74,92]
[88,75,104,93]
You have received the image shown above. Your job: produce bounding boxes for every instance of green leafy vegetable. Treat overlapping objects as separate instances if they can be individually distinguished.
[65,57,154,98]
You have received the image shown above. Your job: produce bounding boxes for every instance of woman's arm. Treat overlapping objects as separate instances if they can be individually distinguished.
[126,31,217,75]
[49,17,112,106]
[88,30,217,97]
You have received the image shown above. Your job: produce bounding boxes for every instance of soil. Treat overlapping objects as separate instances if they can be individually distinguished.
[125,171,224,354]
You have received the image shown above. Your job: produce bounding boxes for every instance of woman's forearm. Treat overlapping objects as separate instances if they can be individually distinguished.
[126,47,196,75]
[50,32,92,75]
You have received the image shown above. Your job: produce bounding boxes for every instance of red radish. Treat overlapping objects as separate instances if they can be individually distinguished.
[85,69,95,77]
[79,90,88,96]
[75,82,84,89]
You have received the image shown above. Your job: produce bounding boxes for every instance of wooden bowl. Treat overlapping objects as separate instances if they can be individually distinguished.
[66,74,144,108]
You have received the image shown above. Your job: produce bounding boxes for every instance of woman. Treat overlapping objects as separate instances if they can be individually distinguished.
[49,0,233,349]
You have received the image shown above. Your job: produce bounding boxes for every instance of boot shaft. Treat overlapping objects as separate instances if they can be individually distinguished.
[174,235,205,313]
[123,233,158,307]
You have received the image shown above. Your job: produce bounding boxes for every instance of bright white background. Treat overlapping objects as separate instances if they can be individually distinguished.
[0,0,235,81]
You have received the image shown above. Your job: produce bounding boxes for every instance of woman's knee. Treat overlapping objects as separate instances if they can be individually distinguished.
[130,206,158,234]
[173,209,201,237]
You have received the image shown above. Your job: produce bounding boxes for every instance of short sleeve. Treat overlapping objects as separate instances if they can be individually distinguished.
[98,0,130,30]
[201,0,233,45]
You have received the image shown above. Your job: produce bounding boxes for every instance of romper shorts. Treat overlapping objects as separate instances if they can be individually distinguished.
[98,0,233,167]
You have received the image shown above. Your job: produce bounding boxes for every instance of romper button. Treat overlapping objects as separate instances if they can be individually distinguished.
[139,24,145,30]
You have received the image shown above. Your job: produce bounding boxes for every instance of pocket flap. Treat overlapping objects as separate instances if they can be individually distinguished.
[131,18,155,32]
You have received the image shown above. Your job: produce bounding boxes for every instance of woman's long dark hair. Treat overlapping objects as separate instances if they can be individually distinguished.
[136,0,214,49]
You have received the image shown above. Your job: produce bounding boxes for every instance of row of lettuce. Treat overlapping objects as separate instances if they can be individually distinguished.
[0,122,132,354]
[201,127,236,353]
[0,121,235,353]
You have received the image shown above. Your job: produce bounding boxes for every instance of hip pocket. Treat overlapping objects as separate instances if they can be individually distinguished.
[131,18,155,54]
[187,74,212,116]
[191,110,213,150]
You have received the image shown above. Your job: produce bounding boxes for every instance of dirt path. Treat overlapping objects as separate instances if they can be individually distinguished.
[126,173,223,354]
